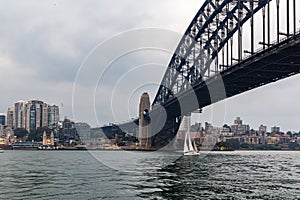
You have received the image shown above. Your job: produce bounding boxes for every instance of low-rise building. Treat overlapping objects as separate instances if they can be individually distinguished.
[42,131,54,146]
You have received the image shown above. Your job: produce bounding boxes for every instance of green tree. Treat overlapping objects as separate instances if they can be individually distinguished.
[223,124,231,132]
[288,142,299,150]
[27,127,52,142]
[240,143,249,149]
[226,139,240,150]
[286,131,292,137]
[14,128,28,139]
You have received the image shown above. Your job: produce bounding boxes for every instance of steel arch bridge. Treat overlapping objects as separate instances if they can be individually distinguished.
[105,0,300,148]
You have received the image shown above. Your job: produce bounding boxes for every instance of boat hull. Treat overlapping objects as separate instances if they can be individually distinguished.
[184,151,200,156]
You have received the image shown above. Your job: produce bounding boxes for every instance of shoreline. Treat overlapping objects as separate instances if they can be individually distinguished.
[2,148,300,152]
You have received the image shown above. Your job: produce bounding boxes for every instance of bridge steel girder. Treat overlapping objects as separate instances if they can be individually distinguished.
[153,32,300,120]
[153,0,271,105]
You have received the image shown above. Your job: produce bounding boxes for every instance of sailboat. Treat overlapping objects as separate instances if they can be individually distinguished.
[183,131,200,156]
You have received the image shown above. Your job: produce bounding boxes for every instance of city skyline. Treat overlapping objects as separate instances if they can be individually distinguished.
[0,0,300,131]
[4,99,60,132]
[1,98,299,134]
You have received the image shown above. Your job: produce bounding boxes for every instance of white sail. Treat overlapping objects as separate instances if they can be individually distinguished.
[188,132,194,152]
[182,115,199,156]
[183,131,200,155]
[194,140,199,153]
[184,132,189,153]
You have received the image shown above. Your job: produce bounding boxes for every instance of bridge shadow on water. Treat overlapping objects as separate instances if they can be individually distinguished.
[127,152,300,200]
[134,154,234,200]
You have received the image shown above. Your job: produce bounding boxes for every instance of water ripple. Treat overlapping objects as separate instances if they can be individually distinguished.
[1,151,300,199]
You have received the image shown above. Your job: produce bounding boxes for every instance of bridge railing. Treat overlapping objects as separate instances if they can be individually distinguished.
[234,28,300,67]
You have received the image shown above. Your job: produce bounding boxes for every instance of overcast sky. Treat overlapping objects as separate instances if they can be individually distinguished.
[0,0,300,132]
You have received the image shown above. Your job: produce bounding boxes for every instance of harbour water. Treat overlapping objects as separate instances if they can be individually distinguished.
[1,150,300,199]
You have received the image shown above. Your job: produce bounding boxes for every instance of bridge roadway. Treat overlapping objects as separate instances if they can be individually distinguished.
[112,31,300,148]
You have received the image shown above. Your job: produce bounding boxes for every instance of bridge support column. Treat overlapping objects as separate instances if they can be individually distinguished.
[138,93,151,148]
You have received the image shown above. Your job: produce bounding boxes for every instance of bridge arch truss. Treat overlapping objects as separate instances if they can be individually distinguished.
[153,0,298,105]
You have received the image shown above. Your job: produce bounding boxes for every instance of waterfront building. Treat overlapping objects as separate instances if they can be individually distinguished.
[0,113,5,126]
[242,135,260,144]
[258,124,267,135]
[59,117,79,144]
[0,124,12,138]
[219,125,234,142]
[231,117,250,135]
[75,122,91,143]
[13,100,26,129]
[6,107,14,128]
[205,122,213,134]
[0,137,5,146]
[0,127,14,146]
[263,134,290,145]
[221,126,233,136]
[194,134,217,149]
[48,105,60,128]
[271,126,280,133]
[138,92,151,148]
[279,134,291,144]
[42,131,54,146]
[265,135,280,144]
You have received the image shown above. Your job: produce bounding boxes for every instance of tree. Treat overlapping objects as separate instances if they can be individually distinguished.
[226,139,240,150]
[289,142,299,150]
[14,128,28,139]
[286,131,292,137]
[240,143,249,149]
[27,127,52,142]
[223,124,231,132]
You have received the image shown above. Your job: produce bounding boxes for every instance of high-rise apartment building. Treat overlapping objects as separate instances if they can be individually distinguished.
[24,100,48,133]
[48,105,60,127]
[7,100,60,133]
[6,107,14,128]
[13,100,26,129]
[258,125,267,134]
[0,114,5,126]
[59,118,79,143]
